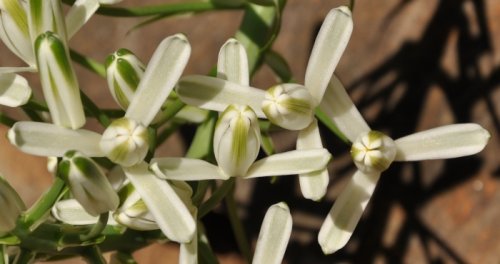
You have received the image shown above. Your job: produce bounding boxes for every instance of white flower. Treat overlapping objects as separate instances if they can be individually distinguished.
[317,75,491,254]
[8,33,196,243]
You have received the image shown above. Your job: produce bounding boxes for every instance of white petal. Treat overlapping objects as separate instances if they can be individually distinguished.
[65,0,100,39]
[318,170,380,254]
[305,6,353,105]
[296,120,329,201]
[319,75,370,142]
[150,158,229,181]
[52,199,118,225]
[123,162,196,243]
[176,75,266,118]
[125,34,191,126]
[245,149,331,178]
[0,66,36,74]
[0,8,35,66]
[217,38,249,86]
[0,73,31,107]
[394,123,490,161]
[179,210,198,264]
[8,121,104,157]
[252,202,292,264]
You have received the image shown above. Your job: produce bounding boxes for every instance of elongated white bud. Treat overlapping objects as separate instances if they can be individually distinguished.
[58,151,119,216]
[100,117,150,167]
[114,184,158,231]
[214,104,261,177]
[105,48,145,110]
[351,131,396,173]
[262,84,315,130]
[0,175,25,234]
[0,0,34,66]
[35,31,85,129]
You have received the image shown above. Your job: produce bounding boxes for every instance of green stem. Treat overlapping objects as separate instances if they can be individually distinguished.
[20,106,43,122]
[70,49,106,78]
[20,177,66,231]
[199,178,235,218]
[225,185,252,263]
[25,99,48,112]
[192,181,210,207]
[13,248,35,264]
[197,223,219,264]
[80,91,111,127]
[0,112,17,127]
[83,246,106,264]
[110,251,137,264]
[186,111,217,160]
[314,108,350,143]
[152,99,186,128]
[79,213,108,241]
[0,245,6,264]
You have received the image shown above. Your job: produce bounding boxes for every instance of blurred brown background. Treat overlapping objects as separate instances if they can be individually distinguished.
[0,0,499,263]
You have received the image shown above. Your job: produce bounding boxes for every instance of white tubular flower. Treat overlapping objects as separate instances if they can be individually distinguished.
[214,104,260,177]
[58,151,119,216]
[318,75,490,254]
[35,31,85,129]
[0,0,34,67]
[100,117,150,167]
[262,84,315,130]
[0,176,25,234]
[0,73,31,107]
[105,48,145,110]
[252,202,292,264]
[52,199,118,226]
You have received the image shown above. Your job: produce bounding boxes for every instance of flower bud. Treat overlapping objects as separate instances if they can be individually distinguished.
[351,131,396,173]
[58,151,119,216]
[0,176,25,234]
[262,84,315,130]
[214,104,260,177]
[0,0,34,66]
[114,184,158,231]
[35,31,85,129]
[100,117,150,167]
[105,48,145,110]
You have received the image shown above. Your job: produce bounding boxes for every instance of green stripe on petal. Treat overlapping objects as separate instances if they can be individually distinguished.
[394,123,490,161]
[0,73,31,107]
[8,121,104,157]
[252,202,292,264]
[123,162,196,243]
[0,4,35,66]
[2,0,29,36]
[35,32,85,129]
[125,34,190,126]
[318,170,380,254]
[305,6,353,104]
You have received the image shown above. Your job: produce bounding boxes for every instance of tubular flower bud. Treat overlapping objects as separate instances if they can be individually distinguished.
[0,0,34,66]
[114,184,158,231]
[214,104,261,177]
[0,176,25,234]
[58,151,119,216]
[262,84,315,130]
[351,131,396,174]
[35,31,85,129]
[105,48,145,110]
[28,0,67,42]
[100,117,150,167]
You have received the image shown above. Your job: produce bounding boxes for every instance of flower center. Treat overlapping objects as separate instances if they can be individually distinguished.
[350,131,396,173]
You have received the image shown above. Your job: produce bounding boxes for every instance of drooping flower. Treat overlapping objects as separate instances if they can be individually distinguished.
[317,75,491,254]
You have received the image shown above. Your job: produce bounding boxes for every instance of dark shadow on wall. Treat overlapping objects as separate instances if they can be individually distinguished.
[200,0,498,263]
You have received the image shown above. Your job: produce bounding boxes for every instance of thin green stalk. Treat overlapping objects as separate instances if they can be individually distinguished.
[225,185,252,263]
[0,245,6,264]
[199,178,235,218]
[13,248,35,264]
[192,181,210,207]
[0,112,17,127]
[102,109,125,118]
[197,223,219,264]
[152,99,186,128]
[21,106,43,122]
[110,251,137,264]
[314,108,350,143]
[80,91,111,127]
[25,99,48,112]
[186,111,217,160]
[79,213,109,241]
[20,177,66,230]
[264,50,294,83]
[260,132,275,155]
[83,246,106,264]
[70,49,106,78]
